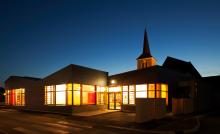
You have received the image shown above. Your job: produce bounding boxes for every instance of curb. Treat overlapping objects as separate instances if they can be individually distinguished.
[105,125,175,134]
[181,117,200,134]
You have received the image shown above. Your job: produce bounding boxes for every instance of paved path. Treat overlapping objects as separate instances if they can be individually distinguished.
[194,112,220,134]
[0,109,153,134]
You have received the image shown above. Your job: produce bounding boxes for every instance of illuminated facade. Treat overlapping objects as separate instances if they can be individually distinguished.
[44,83,107,106]
[5,29,205,114]
[5,88,25,106]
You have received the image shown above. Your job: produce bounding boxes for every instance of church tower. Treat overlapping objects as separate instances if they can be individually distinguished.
[137,29,156,69]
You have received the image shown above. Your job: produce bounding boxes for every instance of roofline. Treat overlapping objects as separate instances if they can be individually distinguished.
[43,64,108,79]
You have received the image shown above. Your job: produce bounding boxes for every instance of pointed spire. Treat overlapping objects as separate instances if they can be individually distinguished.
[137,28,152,59]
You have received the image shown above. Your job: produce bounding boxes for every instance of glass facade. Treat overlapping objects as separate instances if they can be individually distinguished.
[120,83,168,105]
[97,86,107,105]
[45,83,106,106]
[5,88,25,106]
[82,85,95,105]
[44,83,168,107]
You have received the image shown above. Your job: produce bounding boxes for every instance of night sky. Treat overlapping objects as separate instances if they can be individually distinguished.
[1,0,220,86]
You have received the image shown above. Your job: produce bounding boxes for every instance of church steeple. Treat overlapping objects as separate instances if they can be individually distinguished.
[137,29,152,59]
[137,29,156,70]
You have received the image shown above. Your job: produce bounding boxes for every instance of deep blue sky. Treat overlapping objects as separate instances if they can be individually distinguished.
[1,0,220,86]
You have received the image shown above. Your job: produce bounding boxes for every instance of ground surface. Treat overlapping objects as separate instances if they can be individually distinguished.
[0,108,220,134]
[0,109,149,134]
[194,112,220,134]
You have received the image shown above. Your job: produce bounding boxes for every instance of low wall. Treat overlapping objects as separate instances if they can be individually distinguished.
[6,105,73,115]
[172,98,194,115]
[121,104,136,112]
[5,104,107,115]
[136,98,166,123]
[72,105,107,114]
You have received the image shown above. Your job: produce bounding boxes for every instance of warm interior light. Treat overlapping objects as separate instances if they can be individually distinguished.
[136,84,147,98]
[56,84,66,105]
[111,80,116,84]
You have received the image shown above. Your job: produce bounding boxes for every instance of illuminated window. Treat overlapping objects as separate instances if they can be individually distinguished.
[122,86,128,104]
[5,88,25,106]
[82,85,95,105]
[67,83,73,105]
[45,84,73,106]
[73,83,81,105]
[56,84,66,105]
[136,84,147,98]
[45,86,55,105]
[129,85,135,104]
[161,84,168,105]
[156,84,161,98]
[148,84,155,98]
[109,86,121,92]
[5,90,10,105]
[97,86,107,105]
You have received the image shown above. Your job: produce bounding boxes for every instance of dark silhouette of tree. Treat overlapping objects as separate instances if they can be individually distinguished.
[0,87,5,103]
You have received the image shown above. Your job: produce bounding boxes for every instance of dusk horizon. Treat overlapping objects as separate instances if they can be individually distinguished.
[1,0,220,87]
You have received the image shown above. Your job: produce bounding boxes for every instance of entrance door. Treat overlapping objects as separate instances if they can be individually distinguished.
[108,92,121,110]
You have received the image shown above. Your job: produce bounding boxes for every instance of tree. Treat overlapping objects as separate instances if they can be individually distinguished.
[0,87,5,102]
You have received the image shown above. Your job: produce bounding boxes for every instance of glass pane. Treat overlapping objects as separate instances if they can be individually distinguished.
[161,84,168,91]
[97,92,104,105]
[148,84,155,90]
[129,91,135,104]
[74,91,80,105]
[122,92,128,104]
[73,84,81,105]
[109,86,121,92]
[67,83,72,105]
[122,86,128,92]
[161,91,167,98]
[97,86,107,92]
[115,93,121,110]
[82,85,95,105]
[136,84,147,98]
[156,91,161,98]
[56,84,66,105]
[129,85,135,91]
[156,84,161,91]
[148,84,155,98]
[148,91,155,98]
[109,93,115,109]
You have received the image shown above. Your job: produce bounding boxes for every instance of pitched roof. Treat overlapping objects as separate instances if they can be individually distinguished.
[108,65,192,85]
[137,29,152,59]
[162,56,201,78]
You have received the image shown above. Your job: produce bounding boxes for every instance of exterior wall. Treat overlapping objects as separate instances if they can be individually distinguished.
[136,98,166,123]
[172,98,194,115]
[44,64,108,86]
[109,67,193,111]
[195,80,211,113]
[203,76,220,111]
[42,64,109,113]
[5,77,44,109]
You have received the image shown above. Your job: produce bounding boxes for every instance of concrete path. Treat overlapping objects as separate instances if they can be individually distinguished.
[73,109,119,116]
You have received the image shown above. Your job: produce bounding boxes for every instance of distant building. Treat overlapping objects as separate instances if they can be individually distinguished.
[4,29,213,114]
